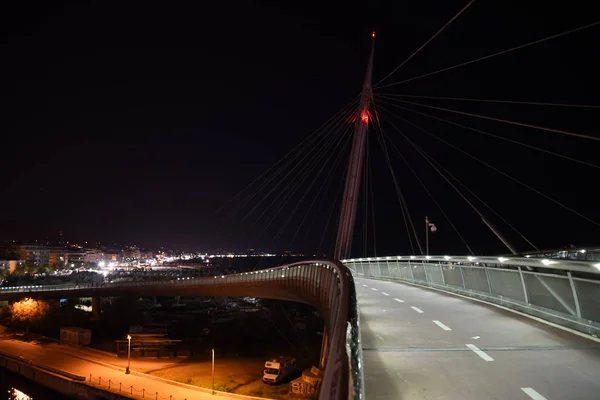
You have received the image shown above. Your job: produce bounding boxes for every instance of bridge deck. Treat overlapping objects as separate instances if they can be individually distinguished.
[357,277,600,400]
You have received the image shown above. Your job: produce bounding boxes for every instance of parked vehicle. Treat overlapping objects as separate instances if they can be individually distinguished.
[262,356,296,384]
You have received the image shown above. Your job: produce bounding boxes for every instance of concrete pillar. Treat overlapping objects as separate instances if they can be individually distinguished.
[91,297,102,320]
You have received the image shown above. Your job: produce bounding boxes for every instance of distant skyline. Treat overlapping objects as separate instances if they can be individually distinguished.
[1,2,599,256]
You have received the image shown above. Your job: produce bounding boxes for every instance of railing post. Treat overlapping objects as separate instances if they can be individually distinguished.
[408,261,415,280]
[439,263,445,285]
[459,266,466,289]
[484,266,493,293]
[567,271,582,318]
[376,259,382,277]
[517,267,529,304]
[423,262,429,282]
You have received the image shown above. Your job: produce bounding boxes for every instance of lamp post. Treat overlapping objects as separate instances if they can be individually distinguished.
[211,347,215,395]
[126,334,131,374]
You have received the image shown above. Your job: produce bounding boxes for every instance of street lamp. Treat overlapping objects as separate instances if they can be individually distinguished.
[212,347,215,395]
[126,334,131,374]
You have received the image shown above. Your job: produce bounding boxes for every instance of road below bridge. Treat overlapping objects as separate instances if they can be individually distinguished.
[357,277,600,400]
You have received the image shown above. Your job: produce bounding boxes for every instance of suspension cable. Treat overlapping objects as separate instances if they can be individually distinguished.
[285,130,353,251]
[378,104,600,229]
[380,111,483,216]
[250,122,349,229]
[270,125,353,245]
[223,98,358,220]
[379,95,600,142]
[417,143,542,253]
[376,20,600,89]
[372,101,420,253]
[318,163,348,257]
[375,0,477,87]
[379,128,476,255]
[258,122,351,240]
[368,132,378,257]
[374,96,600,169]
[238,103,357,224]
[382,93,600,110]
[381,103,540,252]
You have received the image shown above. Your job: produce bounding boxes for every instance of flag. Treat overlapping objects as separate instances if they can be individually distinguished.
[429,222,437,233]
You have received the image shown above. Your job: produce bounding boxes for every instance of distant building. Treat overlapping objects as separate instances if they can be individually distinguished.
[0,260,26,273]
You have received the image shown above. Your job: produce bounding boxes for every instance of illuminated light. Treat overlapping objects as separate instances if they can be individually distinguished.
[425,256,432,259]
[525,255,531,258]
[386,257,391,260]
[497,257,508,262]
[594,263,600,271]
[541,259,556,266]
[467,256,477,261]
[580,249,587,253]
[371,31,376,38]
[444,256,451,260]
[360,111,369,124]
[410,256,416,259]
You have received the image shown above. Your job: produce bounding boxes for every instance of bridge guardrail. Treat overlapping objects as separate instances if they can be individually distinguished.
[343,255,600,337]
[0,261,364,400]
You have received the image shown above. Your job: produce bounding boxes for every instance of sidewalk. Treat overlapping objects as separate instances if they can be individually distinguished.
[0,336,227,400]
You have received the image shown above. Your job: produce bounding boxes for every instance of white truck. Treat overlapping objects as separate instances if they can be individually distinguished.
[262,356,297,384]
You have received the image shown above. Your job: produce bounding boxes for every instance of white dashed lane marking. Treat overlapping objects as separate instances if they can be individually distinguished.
[410,306,424,314]
[521,388,548,400]
[466,344,494,362]
[432,320,452,331]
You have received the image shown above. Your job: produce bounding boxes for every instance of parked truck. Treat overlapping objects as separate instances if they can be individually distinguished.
[262,356,297,384]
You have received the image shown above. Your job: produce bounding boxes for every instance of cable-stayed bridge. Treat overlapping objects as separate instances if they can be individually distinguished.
[5,3,600,399]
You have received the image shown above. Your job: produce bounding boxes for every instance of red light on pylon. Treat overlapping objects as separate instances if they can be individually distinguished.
[361,111,369,124]
[371,32,376,38]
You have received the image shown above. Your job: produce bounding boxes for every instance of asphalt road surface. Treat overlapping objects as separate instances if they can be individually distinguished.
[356,277,600,400]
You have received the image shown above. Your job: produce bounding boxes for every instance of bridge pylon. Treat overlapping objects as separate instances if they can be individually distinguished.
[334,33,375,260]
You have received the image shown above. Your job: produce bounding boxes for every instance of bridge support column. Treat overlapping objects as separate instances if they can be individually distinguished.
[319,328,329,369]
[91,297,102,320]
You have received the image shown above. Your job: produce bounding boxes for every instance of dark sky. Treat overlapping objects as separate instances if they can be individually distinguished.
[1,1,599,256]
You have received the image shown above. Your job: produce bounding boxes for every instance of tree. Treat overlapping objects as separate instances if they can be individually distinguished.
[34,265,50,275]
[10,298,50,327]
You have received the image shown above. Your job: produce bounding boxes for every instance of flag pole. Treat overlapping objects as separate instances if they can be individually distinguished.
[425,216,429,256]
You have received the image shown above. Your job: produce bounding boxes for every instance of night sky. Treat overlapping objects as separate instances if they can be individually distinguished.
[1,1,599,256]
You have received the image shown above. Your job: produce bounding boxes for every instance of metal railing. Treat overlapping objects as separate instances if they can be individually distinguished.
[343,255,600,337]
[0,260,364,400]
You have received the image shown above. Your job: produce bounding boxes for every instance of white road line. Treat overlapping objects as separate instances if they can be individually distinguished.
[362,284,368,287]
[410,306,424,314]
[381,292,389,296]
[393,298,404,303]
[465,344,494,362]
[521,388,547,400]
[371,288,378,291]
[432,320,452,331]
